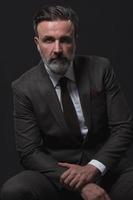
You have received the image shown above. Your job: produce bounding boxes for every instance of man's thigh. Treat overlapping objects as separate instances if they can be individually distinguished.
[1,170,62,200]
[100,166,133,200]
[1,170,83,200]
[109,167,133,200]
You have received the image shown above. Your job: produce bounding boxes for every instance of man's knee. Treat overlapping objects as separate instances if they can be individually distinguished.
[1,176,34,200]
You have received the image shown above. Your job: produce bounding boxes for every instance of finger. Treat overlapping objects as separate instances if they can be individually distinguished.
[98,189,110,200]
[104,192,111,200]
[63,173,76,185]
[58,162,74,168]
[69,174,80,188]
[60,168,72,183]
[74,177,85,190]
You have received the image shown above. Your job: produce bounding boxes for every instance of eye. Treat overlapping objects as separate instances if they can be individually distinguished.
[42,37,55,44]
[60,36,73,44]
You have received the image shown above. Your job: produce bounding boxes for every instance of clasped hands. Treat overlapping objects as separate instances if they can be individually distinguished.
[58,162,111,200]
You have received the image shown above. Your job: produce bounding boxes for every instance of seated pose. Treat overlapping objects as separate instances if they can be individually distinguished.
[1,5,133,200]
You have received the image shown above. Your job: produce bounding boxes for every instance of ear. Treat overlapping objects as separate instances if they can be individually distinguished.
[34,36,41,52]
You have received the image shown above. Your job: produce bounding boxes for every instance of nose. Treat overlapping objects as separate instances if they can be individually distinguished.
[53,40,62,54]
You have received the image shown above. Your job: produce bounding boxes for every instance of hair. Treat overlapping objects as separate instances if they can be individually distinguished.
[33,5,79,37]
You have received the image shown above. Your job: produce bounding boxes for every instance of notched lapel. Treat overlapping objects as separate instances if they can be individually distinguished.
[37,62,67,130]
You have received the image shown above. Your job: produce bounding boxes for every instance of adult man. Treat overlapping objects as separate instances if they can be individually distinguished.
[1,5,133,200]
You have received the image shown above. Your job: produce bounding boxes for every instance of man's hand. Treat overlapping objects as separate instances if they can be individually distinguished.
[58,162,101,190]
[81,183,111,200]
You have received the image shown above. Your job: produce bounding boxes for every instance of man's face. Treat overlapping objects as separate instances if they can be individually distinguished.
[35,20,76,75]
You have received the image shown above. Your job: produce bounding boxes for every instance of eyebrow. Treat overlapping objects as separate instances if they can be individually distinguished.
[41,35,73,40]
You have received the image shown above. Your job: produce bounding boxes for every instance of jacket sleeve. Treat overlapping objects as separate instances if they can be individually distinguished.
[93,60,133,170]
[12,83,66,189]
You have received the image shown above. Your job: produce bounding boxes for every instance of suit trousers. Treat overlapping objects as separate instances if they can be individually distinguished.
[0,170,82,200]
[1,165,133,200]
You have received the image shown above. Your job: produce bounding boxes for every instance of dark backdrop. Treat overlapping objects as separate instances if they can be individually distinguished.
[0,0,133,188]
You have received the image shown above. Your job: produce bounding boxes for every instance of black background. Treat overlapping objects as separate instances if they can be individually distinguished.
[0,0,133,188]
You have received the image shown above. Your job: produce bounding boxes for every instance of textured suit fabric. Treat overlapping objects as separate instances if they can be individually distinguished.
[1,170,84,200]
[1,56,133,200]
[2,55,133,199]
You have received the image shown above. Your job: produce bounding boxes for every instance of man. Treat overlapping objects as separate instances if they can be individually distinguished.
[1,5,133,200]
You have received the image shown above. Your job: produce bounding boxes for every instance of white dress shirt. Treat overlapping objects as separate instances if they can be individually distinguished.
[45,64,106,175]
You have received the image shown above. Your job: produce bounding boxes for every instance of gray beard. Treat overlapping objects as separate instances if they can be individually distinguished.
[42,57,71,75]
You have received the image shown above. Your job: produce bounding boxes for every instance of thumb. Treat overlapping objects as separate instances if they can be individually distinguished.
[58,162,74,168]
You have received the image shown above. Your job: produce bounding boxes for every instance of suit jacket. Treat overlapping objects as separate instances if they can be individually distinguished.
[12,55,133,188]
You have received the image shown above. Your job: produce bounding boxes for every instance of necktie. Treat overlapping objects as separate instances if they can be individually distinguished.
[59,77,81,138]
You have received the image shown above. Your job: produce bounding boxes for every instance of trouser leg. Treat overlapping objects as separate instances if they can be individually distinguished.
[108,167,133,200]
[99,165,133,200]
[1,170,62,200]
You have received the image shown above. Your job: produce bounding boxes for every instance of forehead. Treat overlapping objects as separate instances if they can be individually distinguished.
[37,20,74,37]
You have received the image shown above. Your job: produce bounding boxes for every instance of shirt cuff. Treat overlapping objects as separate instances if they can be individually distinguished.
[88,159,107,175]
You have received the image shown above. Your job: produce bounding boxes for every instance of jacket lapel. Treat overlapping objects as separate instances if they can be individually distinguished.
[74,56,92,133]
[38,61,67,130]
[37,57,92,133]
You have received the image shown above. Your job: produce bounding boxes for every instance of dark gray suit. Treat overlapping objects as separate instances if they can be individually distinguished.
[1,56,133,200]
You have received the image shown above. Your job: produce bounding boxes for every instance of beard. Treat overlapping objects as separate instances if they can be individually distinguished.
[42,55,72,75]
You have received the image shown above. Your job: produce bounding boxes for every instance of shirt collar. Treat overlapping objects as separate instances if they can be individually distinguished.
[44,62,75,88]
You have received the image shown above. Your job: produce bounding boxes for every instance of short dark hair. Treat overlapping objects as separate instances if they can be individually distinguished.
[33,5,79,37]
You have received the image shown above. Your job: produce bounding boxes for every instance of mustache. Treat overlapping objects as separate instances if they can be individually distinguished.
[49,55,69,63]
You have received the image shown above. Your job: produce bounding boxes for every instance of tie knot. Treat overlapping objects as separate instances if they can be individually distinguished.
[59,77,68,89]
